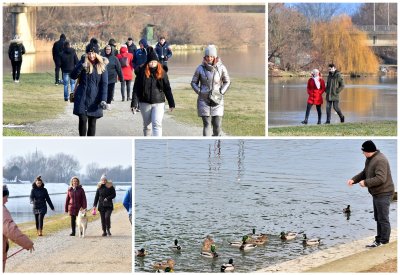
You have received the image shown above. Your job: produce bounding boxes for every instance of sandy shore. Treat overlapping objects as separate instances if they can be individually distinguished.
[256,229,397,273]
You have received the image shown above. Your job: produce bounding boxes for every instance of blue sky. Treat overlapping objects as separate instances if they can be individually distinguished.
[285,3,363,16]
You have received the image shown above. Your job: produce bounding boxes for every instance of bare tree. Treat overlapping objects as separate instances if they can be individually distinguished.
[293,3,346,23]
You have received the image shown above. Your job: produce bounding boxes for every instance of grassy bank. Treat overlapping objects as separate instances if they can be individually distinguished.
[170,76,265,136]
[269,121,396,136]
[9,203,123,249]
[3,73,65,126]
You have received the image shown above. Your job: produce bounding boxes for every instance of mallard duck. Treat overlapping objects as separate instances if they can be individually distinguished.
[248,228,263,239]
[153,259,175,271]
[248,234,268,245]
[302,234,321,246]
[156,267,174,273]
[201,244,218,258]
[221,259,235,272]
[239,235,257,251]
[169,239,182,252]
[229,241,242,247]
[343,205,351,214]
[136,248,148,257]
[280,231,298,241]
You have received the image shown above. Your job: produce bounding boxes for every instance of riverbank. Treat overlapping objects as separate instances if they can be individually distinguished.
[3,73,265,136]
[269,121,397,136]
[256,229,397,272]
[6,206,131,272]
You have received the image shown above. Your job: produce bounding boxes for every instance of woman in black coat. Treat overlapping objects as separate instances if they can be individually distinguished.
[8,35,26,83]
[93,175,116,236]
[30,176,55,236]
[101,44,124,109]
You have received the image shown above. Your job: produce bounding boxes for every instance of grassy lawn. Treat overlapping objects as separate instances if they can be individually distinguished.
[170,76,265,136]
[3,128,44,136]
[3,73,66,125]
[269,121,397,136]
[8,203,123,248]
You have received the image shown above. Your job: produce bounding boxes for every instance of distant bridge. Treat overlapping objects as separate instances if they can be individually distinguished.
[355,25,397,47]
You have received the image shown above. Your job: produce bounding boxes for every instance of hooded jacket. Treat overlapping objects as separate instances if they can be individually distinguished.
[93,183,116,212]
[306,76,325,105]
[30,183,54,215]
[65,185,87,216]
[325,70,344,101]
[8,38,25,62]
[155,41,172,63]
[71,54,108,118]
[102,50,124,84]
[116,47,134,81]
[52,35,66,63]
[191,58,231,117]
[61,47,79,74]
[133,39,149,69]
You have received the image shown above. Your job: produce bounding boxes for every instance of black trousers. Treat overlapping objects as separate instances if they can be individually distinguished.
[304,103,321,122]
[373,194,392,244]
[107,83,116,104]
[54,60,61,82]
[100,209,113,232]
[11,60,22,81]
[326,100,344,122]
[34,213,45,230]
[71,215,76,234]
[78,115,98,136]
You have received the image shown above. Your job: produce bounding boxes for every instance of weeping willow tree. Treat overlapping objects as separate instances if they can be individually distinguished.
[311,15,379,74]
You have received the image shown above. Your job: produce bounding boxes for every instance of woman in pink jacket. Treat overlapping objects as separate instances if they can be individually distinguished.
[65,177,87,236]
[301,69,326,125]
[3,185,34,271]
[116,45,134,101]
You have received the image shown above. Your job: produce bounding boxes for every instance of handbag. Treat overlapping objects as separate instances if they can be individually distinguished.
[209,89,223,106]
[69,76,80,103]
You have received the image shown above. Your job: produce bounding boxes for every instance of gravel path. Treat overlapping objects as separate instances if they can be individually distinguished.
[20,77,205,136]
[6,209,132,273]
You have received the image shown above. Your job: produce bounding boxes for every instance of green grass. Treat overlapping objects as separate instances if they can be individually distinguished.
[3,73,66,125]
[170,77,265,136]
[269,121,397,136]
[8,204,123,248]
[3,128,44,136]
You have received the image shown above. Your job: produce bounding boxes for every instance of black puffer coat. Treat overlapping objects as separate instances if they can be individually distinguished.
[30,184,54,215]
[93,184,116,212]
[61,47,79,74]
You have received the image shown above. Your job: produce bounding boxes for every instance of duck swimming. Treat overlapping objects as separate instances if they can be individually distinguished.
[239,235,257,251]
[280,231,298,241]
[302,234,321,246]
[201,244,219,258]
[153,259,175,271]
[169,239,182,252]
[136,248,148,257]
[343,205,351,214]
[221,259,235,272]
[248,234,268,245]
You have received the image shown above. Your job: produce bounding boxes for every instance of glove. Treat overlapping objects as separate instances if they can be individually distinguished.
[100,101,107,110]
[80,54,86,63]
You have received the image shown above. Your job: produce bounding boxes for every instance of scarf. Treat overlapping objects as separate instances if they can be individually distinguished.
[313,75,321,90]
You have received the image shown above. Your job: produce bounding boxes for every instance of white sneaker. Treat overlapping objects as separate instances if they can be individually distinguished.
[15,80,19,83]
[106,104,111,111]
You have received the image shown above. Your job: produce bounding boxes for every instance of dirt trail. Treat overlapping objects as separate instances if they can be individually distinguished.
[6,209,132,273]
[22,77,205,136]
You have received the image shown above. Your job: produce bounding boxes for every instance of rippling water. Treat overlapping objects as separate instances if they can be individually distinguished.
[135,139,397,272]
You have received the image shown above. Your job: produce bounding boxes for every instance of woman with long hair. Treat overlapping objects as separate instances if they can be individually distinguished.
[65,176,87,236]
[93,175,116,236]
[131,48,175,136]
[191,45,230,136]
[71,38,108,136]
[30,176,55,236]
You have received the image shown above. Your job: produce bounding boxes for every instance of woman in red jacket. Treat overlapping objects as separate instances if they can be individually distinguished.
[116,45,134,101]
[65,176,87,236]
[301,69,326,125]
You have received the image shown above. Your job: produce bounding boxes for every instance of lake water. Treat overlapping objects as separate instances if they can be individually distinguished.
[268,76,397,126]
[3,47,265,78]
[5,183,131,224]
[135,139,397,272]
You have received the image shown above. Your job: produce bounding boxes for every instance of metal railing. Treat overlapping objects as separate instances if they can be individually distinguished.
[356,25,397,32]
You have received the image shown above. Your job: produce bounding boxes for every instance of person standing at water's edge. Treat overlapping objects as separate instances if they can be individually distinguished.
[8,35,26,83]
[71,39,108,136]
[52,33,66,85]
[30,176,55,236]
[3,185,34,271]
[93,175,116,236]
[191,45,231,136]
[301,69,325,125]
[123,186,132,224]
[347,140,395,247]
[65,176,87,236]
[325,63,345,124]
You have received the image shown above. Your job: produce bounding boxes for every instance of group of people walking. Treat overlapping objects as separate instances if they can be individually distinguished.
[301,63,345,125]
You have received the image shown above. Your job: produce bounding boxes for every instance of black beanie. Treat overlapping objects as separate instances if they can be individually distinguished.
[361,140,377,152]
[86,40,99,54]
[3,185,9,197]
[146,47,159,63]
[60,33,66,40]
[108,39,116,46]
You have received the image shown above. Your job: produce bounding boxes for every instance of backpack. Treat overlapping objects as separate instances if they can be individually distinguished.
[119,56,129,67]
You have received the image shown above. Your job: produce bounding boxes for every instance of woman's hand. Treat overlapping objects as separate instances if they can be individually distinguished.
[169,107,175,112]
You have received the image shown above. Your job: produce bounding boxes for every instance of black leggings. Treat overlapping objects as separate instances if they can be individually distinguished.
[202,116,222,136]
[71,215,76,234]
[107,83,116,104]
[11,60,22,81]
[100,209,113,232]
[34,213,45,230]
[79,115,98,136]
[304,103,322,122]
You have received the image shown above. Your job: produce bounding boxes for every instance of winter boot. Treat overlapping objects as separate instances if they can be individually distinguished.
[340,116,345,123]
[301,120,308,125]
[39,229,43,236]
[107,228,112,236]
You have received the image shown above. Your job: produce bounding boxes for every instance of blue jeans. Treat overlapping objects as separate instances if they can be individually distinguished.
[63,73,76,100]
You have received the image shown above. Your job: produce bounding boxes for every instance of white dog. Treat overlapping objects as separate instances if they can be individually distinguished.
[77,208,88,238]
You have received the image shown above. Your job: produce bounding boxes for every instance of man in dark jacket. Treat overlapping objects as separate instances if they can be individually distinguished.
[133,38,149,69]
[155,36,172,67]
[347,140,395,247]
[126,37,137,55]
[52,34,66,85]
[325,63,345,124]
[61,41,79,101]
[8,35,26,83]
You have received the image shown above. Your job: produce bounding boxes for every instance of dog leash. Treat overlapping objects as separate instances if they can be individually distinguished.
[7,248,25,259]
